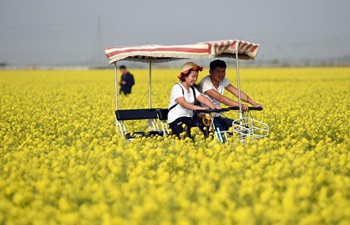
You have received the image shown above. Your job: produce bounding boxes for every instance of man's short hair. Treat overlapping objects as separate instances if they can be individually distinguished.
[210,60,226,71]
[119,65,127,70]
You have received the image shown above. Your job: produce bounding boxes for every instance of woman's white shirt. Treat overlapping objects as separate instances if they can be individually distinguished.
[168,83,201,123]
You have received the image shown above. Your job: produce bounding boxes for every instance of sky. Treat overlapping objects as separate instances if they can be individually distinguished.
[0,0,349,67]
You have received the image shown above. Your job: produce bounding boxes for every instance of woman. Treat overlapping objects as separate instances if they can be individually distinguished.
[168,62,219,138]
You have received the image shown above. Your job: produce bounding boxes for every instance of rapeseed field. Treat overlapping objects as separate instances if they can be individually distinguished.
[0,67,349,225]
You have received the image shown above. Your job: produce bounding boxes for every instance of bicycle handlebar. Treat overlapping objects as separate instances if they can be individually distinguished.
[195,108,230,113]
[228,106,263,111]
[195,106,263,113]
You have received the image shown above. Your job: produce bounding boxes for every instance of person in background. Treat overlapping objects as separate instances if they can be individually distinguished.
[119,65,135,95]
[198,59,263,131]
[168,62,219,138]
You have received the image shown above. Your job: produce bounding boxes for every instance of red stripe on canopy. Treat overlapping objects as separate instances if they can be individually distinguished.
[106,46,209,58]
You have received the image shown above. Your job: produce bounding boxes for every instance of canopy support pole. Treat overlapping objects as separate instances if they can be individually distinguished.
[148,60,152,108]
[148,60,153,130]
[114,62,119,110]
[235,42,243,120]
[113,62,120,133]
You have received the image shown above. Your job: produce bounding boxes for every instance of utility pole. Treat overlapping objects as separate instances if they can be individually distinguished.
[91,15,104,67]
[334,37,338,67]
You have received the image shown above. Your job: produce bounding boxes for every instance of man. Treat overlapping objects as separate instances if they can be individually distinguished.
[119,65,135,95]
[198,59,262,131]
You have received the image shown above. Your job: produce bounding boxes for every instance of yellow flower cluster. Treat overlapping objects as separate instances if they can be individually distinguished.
[0,67,349,225]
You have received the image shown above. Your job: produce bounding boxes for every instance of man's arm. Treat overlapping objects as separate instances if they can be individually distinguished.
[205,88,250,111]
[205,89,240,107]
[129,74,135,86]
[124,74,135,86]
[119,75,126,85]
[176,97,208,111]
[225,84,262,107]
[196,95,220,109]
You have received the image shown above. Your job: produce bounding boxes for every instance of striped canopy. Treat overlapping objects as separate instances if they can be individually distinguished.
[105,40,259,64]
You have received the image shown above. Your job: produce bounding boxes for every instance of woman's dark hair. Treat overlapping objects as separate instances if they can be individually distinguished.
[210,59,226,71]
[179,69,193,82]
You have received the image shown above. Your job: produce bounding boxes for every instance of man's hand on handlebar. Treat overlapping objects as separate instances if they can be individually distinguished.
[242,104,249,111]
[210,105,222,110]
